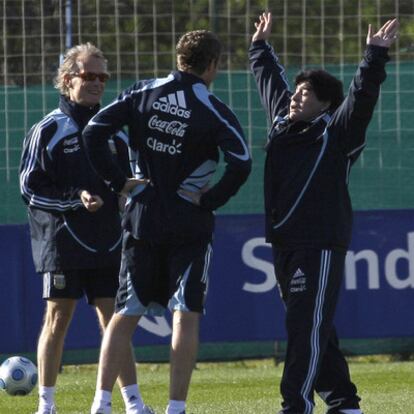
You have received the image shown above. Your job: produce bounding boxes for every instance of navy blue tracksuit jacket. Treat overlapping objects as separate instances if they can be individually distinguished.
[83,70,251,243]
[19,96,130,272]
[249,40,389,251]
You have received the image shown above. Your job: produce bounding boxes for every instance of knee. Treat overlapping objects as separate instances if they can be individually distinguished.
[42,308,73,337]
[172,312,200,341]
[173,311,198,328]
[105,313,139,338]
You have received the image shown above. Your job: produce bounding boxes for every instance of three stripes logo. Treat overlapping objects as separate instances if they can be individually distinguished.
[152,90,191,119]
[292,268,305,279]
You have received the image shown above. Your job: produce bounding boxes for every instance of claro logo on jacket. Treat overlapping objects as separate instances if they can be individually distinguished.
[146,136,182,155]
[63,136,80,154]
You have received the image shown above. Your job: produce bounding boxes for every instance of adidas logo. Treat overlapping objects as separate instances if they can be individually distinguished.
[292,268,305,279]
[290,267,307,293]
[152,90,191,118]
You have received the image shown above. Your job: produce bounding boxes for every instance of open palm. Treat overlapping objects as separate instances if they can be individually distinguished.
[367,18,399,47]
[252,12,272,42]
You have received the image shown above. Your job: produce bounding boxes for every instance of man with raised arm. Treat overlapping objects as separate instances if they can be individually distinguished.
[249,11,399,414]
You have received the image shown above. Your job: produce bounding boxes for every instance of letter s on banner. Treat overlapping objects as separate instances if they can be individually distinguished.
[241,237,276,293]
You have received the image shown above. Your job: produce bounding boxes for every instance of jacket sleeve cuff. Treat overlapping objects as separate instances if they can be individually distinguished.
[249,39,268,51]
[198,193,211,210]
[365,44,390,63]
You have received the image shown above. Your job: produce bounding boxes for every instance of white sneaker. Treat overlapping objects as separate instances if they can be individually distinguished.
[91,401,112,414]
[339,410,364,414]
[35,406,57,414]
[127,405,156,414]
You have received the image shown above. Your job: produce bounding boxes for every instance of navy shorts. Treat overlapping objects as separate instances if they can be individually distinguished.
[42,267,120,305]
[115,235,212,316]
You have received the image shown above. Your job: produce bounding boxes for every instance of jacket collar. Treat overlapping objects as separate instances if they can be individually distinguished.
[59,95,100,131]
[172,70,207,86]
[274,111,331,134]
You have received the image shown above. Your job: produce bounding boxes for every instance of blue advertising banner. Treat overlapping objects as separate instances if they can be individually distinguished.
[1,211,414,355]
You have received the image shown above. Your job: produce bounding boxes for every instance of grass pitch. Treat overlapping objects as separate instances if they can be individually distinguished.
[0,357,413,413]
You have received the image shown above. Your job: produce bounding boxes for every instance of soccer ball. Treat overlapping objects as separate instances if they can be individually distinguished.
[0,356,38,396]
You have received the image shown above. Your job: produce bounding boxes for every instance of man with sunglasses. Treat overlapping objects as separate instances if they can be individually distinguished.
[20,43,152,414]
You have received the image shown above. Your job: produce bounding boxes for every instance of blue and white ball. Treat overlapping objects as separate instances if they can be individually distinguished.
[0,356,38,396]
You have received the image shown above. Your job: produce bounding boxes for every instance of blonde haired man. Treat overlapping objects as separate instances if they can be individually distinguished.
[20,43,151,414]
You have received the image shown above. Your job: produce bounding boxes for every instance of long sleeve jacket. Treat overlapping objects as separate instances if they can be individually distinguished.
[19,96,130,272]
[83,70,251,243]
[249,40,389,251]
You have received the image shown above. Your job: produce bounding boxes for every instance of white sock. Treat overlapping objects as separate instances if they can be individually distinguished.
[166,400,186,414]
[91,389,112,412]
[38,386,55,409]
[121,384,144,413]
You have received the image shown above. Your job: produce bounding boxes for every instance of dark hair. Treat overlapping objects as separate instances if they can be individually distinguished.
[295,69,344,111]
[176,30,221,75]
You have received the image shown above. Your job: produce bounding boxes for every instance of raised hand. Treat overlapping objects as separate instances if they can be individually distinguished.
[367,18,399,48]
[252,12,272,42]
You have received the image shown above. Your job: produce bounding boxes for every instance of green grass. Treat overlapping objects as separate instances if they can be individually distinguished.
[1,357,413,413]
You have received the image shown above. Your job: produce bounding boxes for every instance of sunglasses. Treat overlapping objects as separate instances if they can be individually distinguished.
[72,72,110,82]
